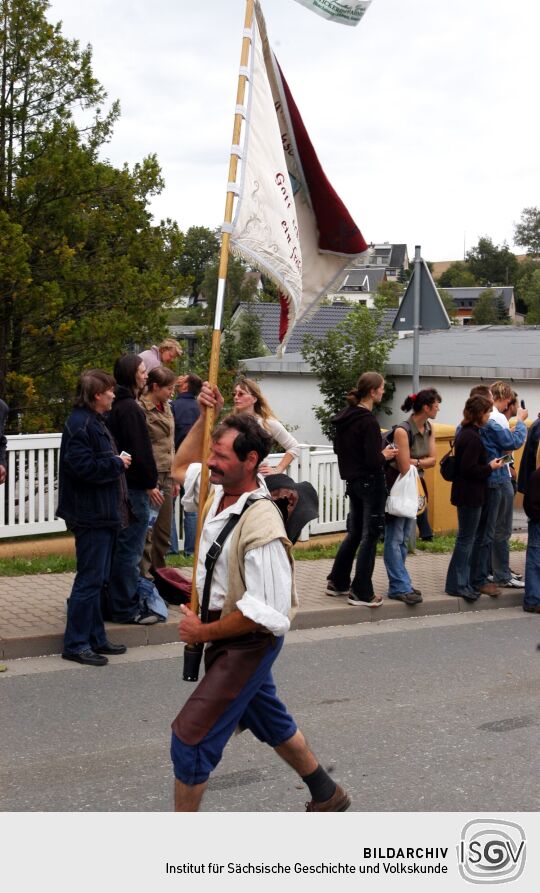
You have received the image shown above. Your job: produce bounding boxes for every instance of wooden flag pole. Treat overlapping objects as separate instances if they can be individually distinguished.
[188,0,255,619]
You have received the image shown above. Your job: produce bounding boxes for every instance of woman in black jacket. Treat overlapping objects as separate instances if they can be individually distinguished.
[326,371,397,606]
[58,370,130,665]
[445,395,503,601]
[106,354,162,623]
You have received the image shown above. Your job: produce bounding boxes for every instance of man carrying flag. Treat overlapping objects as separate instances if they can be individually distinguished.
[170,384,351,812]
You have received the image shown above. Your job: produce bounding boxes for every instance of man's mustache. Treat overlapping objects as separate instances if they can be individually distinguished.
[208,464,224,476]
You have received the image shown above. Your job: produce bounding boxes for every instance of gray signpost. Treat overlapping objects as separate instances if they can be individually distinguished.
[392,245,451,392]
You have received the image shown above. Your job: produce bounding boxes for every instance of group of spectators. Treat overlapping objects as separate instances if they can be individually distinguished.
[5,347,538,669]
[327,371,539,615]
[57,339,186,666]
[445,381,527,602]
[55,340,305,667]
[326,372,441,607]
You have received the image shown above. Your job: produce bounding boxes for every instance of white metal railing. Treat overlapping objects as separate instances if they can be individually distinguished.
[1,434,65,537]
[0,435,346,541]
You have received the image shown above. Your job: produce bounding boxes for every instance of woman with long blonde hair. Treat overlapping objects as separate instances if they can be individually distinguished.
[232,378,300,475]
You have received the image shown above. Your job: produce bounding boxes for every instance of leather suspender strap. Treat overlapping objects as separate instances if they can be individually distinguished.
[199,499,253,624]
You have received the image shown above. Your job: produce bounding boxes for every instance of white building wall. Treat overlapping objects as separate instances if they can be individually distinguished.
[250,370,540,445]
[256,373,329,445]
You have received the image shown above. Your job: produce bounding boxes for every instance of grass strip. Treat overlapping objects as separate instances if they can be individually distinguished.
[0,535,525,576]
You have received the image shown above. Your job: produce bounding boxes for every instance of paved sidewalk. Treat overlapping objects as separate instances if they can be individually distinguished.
[0,549,528,660]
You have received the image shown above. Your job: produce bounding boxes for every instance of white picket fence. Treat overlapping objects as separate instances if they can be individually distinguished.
[0,435,348,541]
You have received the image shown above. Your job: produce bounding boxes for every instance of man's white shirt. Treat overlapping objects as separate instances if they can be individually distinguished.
[182,463,292,635]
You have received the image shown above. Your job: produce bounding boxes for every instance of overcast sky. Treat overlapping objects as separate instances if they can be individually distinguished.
[47,0,539,262]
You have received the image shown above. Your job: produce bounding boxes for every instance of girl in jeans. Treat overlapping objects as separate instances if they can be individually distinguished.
[383,389,441,605]
[326,372,397,606]
[106,354,164,623]
[445,395,503,601]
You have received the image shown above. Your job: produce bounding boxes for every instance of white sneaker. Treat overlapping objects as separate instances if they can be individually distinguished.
[502,578,525,589]
[511,570,523,581]
[486,574,494,582]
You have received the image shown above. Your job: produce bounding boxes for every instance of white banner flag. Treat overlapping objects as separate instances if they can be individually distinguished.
[230,2,367,349]
[230,12,303,317]
[292,0,372,27]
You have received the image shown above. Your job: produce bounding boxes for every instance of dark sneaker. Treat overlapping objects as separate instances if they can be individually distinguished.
[391,592,423,605]
[347,593,382,607]
[62,649,108,667]
[446,591,479,601]
[94,641,127,655]
[325,581,350,597]
[306,784,351,812]
[523,604,540,613]
[131,610,160,625]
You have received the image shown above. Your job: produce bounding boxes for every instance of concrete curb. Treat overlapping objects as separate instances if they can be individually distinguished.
[0,589,525,660]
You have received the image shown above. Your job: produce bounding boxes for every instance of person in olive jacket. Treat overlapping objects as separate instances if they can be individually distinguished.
[139,365,178,575]
[58,370,130,666]
[445,395,504,601]
[106,354,163,623]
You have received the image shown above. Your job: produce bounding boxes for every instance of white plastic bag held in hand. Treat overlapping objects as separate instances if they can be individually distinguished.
[385,465,420,518]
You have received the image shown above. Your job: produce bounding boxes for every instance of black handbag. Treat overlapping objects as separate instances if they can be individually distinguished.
[440,441,456,482]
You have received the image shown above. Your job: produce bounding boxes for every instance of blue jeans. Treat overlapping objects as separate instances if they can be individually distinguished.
[328,474,386,599]
[384,514,415,596]
[63,526,116,654]
[472,486,502,588]
[183,509,197,556]
[492,478,515,583]
[524,520,540,607]
[108,488,149,622]
[445,504,483,596]
[169,497,180,554]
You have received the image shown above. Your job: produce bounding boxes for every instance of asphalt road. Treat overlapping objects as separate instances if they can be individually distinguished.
[1,608,539,812]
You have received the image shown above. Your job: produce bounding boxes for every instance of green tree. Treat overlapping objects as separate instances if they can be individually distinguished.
[301,300,397,439]
[233,305,266,361]
[177,225,220,299]
[438,288,459,323]
[259,274,281,303]
[519,268,540,323]
[376,279,402,307]
[471,288,509,325]
[514,257,540,314]
[437,261,476,288]
[466,237,518,286]
[201,253,259,316]
[0,1,188,430]
[514,206,540,257]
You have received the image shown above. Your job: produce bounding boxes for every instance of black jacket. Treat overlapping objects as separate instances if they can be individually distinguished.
[517,418,540,494]
[57,407,125,528]
[332,404,385,481]
[524,467,540,522]
[171,393,200,450]
[451,424,492,507]
[106,386,158,490]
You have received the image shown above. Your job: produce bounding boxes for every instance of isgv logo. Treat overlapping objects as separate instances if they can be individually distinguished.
[458,820,526,884]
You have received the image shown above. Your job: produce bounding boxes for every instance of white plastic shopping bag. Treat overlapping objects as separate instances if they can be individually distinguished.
[385,465,420,518]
